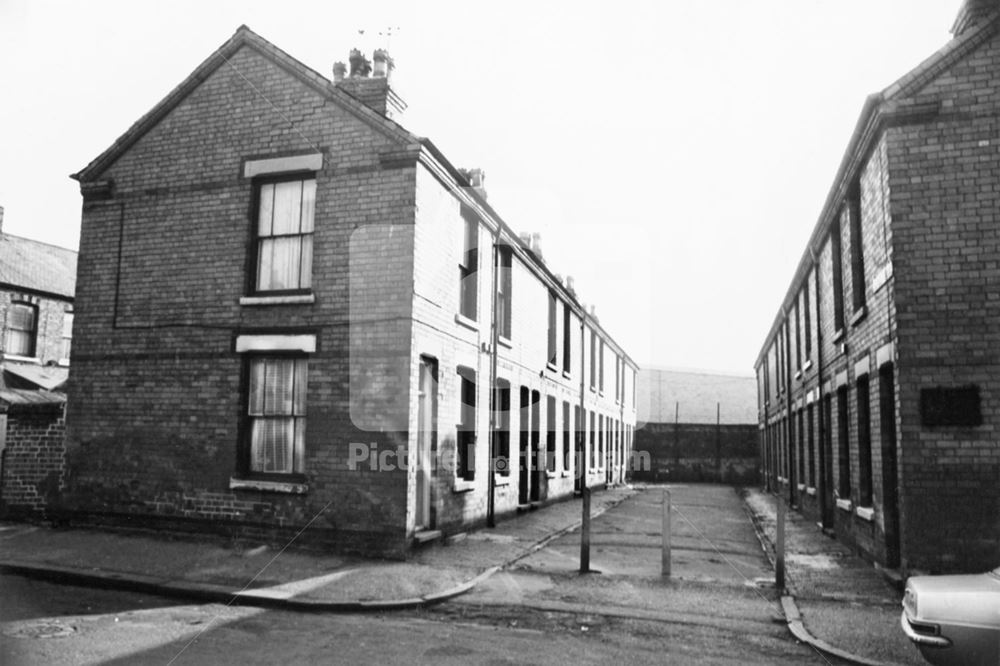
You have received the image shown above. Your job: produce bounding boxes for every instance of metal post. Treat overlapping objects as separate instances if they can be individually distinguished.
[580,487,591,573]
[662,489,671,577]
[776,495,786,591]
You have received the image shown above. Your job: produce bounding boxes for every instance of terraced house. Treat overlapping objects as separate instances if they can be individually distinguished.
[755,0,1000,574]
[64,26,637,556]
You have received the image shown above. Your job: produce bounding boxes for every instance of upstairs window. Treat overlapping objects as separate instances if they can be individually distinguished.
[831,220,846,331]
[247,356,308,475]
[848,181,866,313]
[589,329,597,390]
[496,246,512,338]
[459,216,479,320]
[562,303,571,373]
[4,302,37,357]
[61,310,74,361]
[599,341,605,393]
[254,177,316,293]
[547,291,557,366]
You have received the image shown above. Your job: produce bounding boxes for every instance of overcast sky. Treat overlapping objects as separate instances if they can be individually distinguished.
[0,0,965,374]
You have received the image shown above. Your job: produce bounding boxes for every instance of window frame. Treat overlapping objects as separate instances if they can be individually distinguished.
[250,173,317,296]
[496,245,512,339]
[238,352,309,481]
[4,301,38,358]
[456,366,477,482]
[459,215,479,321]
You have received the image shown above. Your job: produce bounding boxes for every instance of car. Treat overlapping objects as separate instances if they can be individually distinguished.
[901,566,1000,665]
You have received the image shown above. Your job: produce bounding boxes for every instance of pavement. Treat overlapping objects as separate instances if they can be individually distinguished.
[0,487,632,612]
[743,488,924,666]
[0,484,925,665]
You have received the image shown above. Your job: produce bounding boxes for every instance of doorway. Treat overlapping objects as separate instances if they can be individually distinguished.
[879,364,901,568]
[415,356,437,531]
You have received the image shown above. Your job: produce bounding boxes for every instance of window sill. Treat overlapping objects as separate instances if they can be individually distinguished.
[806,486,816,496]
[850,306,867,328]
[562,370,571,380]
[832,328,845,344]
[494,473,511,487]
[57,358,70,367]
[3,354,40,364]
[836,498,853,512]
[560,471,571,478]
[453,478,476,493]
[240,293,315,306]
[803,359,813,373]
[229,477,308,494]
[794,370,802,380]
[546,362,559,373]
[855,506,875,522]
[546,471,557,479]
[498,335,513,349]
[454,314,478,331]
[797,483,806,492]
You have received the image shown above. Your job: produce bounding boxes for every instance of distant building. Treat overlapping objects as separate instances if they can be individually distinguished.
[634,368,758,484]
[0,206,77,516]
[63,27,637,556]
[754,0,1000,573]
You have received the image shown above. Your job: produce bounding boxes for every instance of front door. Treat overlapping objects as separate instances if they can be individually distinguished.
[415,357,437,530]
[879,364,901,568]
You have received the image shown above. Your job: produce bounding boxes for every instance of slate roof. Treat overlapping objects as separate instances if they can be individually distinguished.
[637,368,757,426]
[0,232,77,299]
[0,388,66,409]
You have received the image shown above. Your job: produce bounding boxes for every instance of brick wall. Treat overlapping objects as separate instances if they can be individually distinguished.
[888,28,1000,572]
[632,422,759,484]
[65,42,415,557]
[757,22,1000,573]
[0,403,66,516]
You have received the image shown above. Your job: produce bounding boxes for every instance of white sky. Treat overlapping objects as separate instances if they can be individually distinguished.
[0,0,965,374]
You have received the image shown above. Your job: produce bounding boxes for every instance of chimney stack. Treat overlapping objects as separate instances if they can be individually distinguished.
[458,167,487,200]
[0,206,4,235]
[334,48,407,119]
[530,232,543,261]
[952,0,999,36]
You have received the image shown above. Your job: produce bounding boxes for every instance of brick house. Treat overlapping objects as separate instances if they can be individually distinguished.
[0,206,77,516]
[754,0,1000,574]
[634,368,758,485]
[64,27,638,556]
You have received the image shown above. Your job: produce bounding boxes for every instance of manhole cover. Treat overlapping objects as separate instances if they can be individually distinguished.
[4,621,77,639]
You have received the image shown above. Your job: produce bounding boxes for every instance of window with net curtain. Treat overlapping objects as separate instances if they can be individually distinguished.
[247,356,308,474]
[4,302,37,357]
[255,177,315,293]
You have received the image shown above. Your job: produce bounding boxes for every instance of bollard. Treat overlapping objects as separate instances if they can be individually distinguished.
[580,487,591,573]
[662,489,671,577]
[776,496,786,591]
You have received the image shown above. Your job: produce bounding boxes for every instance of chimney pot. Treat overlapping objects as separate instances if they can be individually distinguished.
[333,62,347,83]
[372,49,393,78]
[530,233,543,261]
[348,48,372,77]
[952,0,999,35]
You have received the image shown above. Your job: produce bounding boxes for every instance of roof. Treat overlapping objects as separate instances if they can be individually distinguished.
[637,368,757,426]
[71,26,640,370]
[2,362,69,391]
[73,25,418,183]
[755,8,1000,367]
[0,388,66,409]
[0,233,77,299]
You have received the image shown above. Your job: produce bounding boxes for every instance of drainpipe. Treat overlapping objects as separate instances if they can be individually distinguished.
[486,224,501,528]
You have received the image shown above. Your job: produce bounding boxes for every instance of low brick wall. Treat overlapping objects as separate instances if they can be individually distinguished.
[0,402,66,517]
